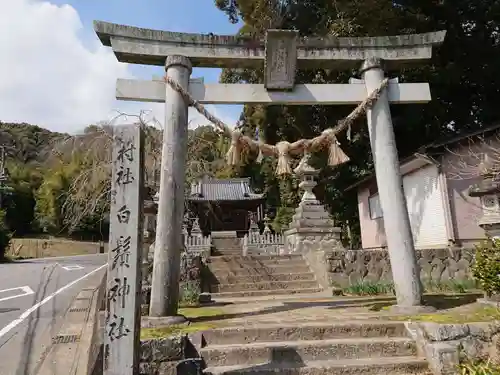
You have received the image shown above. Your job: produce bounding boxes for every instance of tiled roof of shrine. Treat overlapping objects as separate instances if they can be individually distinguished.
[188,177,264,202]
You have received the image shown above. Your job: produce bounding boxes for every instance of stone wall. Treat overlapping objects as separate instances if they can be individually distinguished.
[142,251,205,306]
[327,248,474,288]
[140,335,202,375]
[406,321,500,374]
[179,252,203,299]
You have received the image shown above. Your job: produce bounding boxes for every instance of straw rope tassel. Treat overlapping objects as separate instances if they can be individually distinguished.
[275,141,292,175]
[327,137,350,166]
[256,142,264,164]
[226,130,243,165]
[320,129,350,167]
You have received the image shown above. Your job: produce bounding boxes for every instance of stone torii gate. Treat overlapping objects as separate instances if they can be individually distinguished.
[94,22,445,318]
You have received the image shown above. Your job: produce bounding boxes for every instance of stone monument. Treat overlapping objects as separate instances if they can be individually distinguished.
[104,125,144,375]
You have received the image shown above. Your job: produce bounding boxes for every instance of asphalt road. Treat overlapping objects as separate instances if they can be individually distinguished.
[0,253,107,375]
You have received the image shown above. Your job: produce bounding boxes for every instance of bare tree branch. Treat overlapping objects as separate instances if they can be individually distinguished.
[48,111,163,232]
[445,132,500,181]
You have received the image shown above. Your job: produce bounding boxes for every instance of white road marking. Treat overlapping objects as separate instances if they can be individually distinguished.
[0,264,106,339]
[61,265,84,271]
[0,286,35,303]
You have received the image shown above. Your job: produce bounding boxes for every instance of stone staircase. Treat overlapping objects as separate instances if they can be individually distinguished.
[207,254,322,298]
[201,321,431,375]
[212,232,243,256]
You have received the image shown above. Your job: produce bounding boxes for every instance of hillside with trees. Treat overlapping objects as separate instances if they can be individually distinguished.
[0,121,233,245]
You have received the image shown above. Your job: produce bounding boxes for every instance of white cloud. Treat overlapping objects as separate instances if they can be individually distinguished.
[0,0,131,133]
[114,103,237,130]
[0,0,238,134]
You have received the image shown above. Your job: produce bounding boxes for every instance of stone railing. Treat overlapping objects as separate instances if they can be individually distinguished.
[243,231,285,256]
[184,234,211,259]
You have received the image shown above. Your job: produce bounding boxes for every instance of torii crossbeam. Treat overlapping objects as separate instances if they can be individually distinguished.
[116,79,431,105]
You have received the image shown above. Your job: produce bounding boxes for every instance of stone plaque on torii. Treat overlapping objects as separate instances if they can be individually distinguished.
[94,21,446,316]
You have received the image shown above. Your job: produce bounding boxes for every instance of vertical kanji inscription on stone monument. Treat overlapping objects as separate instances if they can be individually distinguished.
[104,125,144,375]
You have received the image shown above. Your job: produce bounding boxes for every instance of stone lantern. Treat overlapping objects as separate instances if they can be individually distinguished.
[263,214,272,233]
[283,154,342,289]
[248,211,259,233]
[469,154,500,238]
[141,187,159,305]
[143,189,158,243]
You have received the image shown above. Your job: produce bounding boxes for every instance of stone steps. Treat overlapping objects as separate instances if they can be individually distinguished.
[207,254,321,298]
[201,337,418,367]
[204,357,430,375]
[212,280,320,293]
[209,265,312,276]
[207,252,320,297]
[211,287,322,299]
[209,257,303,264]
[212,238,242,249]
[202,321,409,345]
[209,255,303,262]
[201,322,429,375]
[208,258,307,268]
[211,235,243,256]
[212,272,316,284]
[213,251,243,256]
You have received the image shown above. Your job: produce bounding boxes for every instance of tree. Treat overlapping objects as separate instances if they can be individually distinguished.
[5,163,42,235]
[0,209,11,260]
[211,0,500,237]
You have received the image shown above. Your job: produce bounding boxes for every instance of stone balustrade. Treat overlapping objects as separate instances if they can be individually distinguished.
[184,234,211,259]
[243,231,285,256]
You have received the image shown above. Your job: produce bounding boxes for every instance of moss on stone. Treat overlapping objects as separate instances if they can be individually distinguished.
[179,306,227,319]
[141,322,218,339]
[388,305,500,324]
[140,306,229,339]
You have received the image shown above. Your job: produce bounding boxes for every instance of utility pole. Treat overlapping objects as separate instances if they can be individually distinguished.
[0,146,6,209]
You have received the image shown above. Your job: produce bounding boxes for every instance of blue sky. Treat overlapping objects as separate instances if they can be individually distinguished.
[0,0,243,132]
[69,0,244,124]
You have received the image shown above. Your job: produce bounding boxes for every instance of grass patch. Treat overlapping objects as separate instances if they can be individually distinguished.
[459,359,500,375]
[179,281,201,307]
[388,305,500,324]
[424,279,478,294]
[343,281,395,296]
[342,280,479,297]
[140,306,229,339]
[178,306,226,319]
[141,322,218,339]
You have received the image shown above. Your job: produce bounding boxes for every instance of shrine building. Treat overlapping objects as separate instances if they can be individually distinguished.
[187,176,265,237]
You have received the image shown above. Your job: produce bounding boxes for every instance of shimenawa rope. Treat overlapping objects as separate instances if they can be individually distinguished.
[163,76,389,175]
